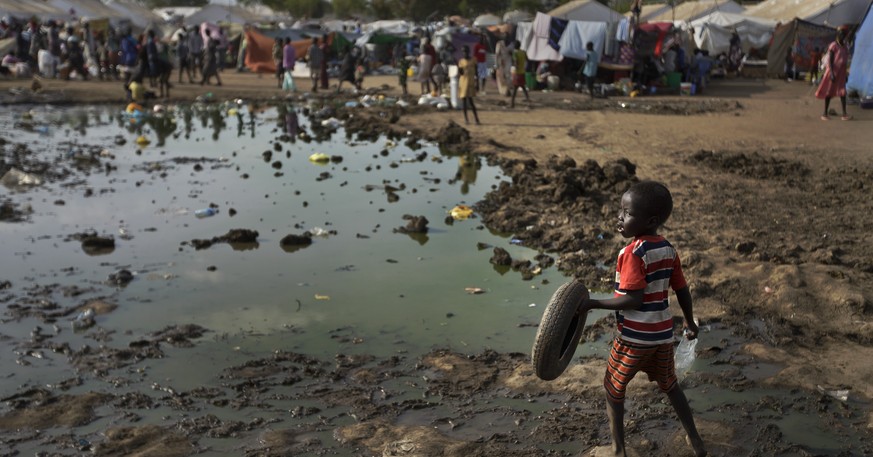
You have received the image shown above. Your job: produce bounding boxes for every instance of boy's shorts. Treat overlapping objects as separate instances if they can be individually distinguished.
[512,73,525,87]
[604,337,677,403]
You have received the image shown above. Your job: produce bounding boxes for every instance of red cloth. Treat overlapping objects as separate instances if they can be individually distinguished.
[473,43,486,63]
[815,41,849,99]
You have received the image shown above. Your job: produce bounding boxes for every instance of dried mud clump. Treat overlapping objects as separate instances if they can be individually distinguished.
[689,150,810,182]
[432,120,471,154]
[476,155,638,284]
[186,229,260,250]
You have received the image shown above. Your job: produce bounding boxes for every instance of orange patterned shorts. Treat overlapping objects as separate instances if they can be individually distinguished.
[604,337,677,402]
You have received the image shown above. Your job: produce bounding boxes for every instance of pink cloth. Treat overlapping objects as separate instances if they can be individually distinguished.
[815,41,848,99]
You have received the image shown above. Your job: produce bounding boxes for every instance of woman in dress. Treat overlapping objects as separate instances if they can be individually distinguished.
[458,45,480,125]
[417,38,434,95]
[815,27,851,120]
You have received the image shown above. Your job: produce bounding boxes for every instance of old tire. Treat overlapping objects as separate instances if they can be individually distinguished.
[531,280,589,381]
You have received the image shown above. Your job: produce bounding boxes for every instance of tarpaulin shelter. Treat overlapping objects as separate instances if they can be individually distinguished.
[548,0,624,22]
[646,0,745,23]
[106,0,165,32]
[847,2,873,97]
[46,0,128,23]
[0,0,65,21]
[185,4,263,26]
[635,22,676,58]
[745,0,870,27]
[503,10,532,25]
[688,11,777,55]
[362,20,411,35]
[765,18,835,76]
[244,27,346,73]
[473,14,501,28]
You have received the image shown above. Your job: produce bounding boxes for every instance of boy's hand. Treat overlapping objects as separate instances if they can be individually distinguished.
[685,320,699,340]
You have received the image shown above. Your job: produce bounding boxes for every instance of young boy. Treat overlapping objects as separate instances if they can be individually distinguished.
[577,181,706,457]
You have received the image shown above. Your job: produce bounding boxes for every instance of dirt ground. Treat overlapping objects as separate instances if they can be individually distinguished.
[1,70,872,456]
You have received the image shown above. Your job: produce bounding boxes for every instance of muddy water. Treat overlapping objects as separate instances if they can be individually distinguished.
[0,104,605,453]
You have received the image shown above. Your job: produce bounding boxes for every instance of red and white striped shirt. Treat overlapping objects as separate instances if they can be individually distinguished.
[613,235,686,345]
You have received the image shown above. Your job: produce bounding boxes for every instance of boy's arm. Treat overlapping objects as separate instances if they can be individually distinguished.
[675,286,699,340]
[578,289,644,313]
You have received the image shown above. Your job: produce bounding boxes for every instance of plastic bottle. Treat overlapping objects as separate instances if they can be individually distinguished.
[71,309,95,331]
[194,208,217,218]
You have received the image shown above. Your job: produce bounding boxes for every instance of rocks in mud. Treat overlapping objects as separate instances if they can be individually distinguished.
[97,425,191,456]
[186,229,260,250]
[490,247,512,266]
[0,199,29,222]
[280,233,313,247]
[689,150,810,182]
[0,391,111,429]
[150,324,208,347]
[432,120,470,154]
[476,154,638,284]
[108,269,134,285]
[67,230,116,254]
[393,215,428,234]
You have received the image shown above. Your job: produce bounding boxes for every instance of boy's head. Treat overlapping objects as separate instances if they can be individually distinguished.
[586,41,594,51]
[617,181,673,238]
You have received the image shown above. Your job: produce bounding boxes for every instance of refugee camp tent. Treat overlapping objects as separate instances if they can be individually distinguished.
[46,0,128,23]
[635,22,676,58]
[647,0,745,23]
[745,0,870,27]
[106,0,165,31]
[524,12,563,61]
[765,18,834,76]
[473,14,501,27]
[153,7,200,22]
[627,3,672,22]
[184,4,263,26]
[688,11,777,55]
[847,3,873,97]
[0,0,65,21]
[244,28,349,73]
[548,0,624,22]
[503,10,532,25]
[362,20,411,35]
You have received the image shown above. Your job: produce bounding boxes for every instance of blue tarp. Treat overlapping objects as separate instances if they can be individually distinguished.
[847,4,873,98]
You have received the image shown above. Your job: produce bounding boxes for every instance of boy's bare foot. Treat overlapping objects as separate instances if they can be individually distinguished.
[686,434,708,457]
[586,445,640,457]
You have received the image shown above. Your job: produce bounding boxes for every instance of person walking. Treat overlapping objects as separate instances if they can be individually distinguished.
[816,27,851,121]
[282,37,296,92]
[199,29,221,86]
[307,37,323,93]
[458,45,480,125]
[581,41,600,99]
[510,40,530,108]
[177,32,193,83]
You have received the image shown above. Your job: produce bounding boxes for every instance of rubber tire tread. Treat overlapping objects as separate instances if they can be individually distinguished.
[531,280,589,381]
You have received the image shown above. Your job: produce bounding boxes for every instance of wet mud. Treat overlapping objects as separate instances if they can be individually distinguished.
[0,89,871,457]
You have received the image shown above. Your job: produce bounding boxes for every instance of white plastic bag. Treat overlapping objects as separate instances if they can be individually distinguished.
[675,333,698,377]
[282,71,296,92]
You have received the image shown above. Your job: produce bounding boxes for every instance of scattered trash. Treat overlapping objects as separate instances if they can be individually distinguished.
[71,308,95,331]
[816,385,850,402]
[309,152,330,164]
[314,294,330,300]
[528,303,536,307]
[509,238,523,245]
[465,287,485,294]
[227,108,239,116]
[396,100,409,107]
[321,118,342,129]
[194,208,217,218]
[345,101,359,108]
[308,227,330,237]
[763,286,773,294]
[135,136,150,146]
[1,168,43,188]
[450,205,474,220]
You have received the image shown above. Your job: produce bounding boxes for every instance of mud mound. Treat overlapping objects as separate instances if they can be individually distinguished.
[475,155,638,284]
[688,150,810,182]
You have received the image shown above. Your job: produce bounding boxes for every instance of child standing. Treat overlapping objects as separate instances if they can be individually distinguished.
[577,181,706,457]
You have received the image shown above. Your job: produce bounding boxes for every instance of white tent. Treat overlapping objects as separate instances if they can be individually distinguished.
[46,0,128,22]
[745,0,870,26]
[362,20,411,35]
[153,7,201,22]
[183,4,262,26]
[647,0,745,23]
[548,0,624,22]
[0,0,66,21]
[627,3,672,22]
[688,11,777,54]
[473,14,501,27]
[106,0,164,31]
[503,10,532,25]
